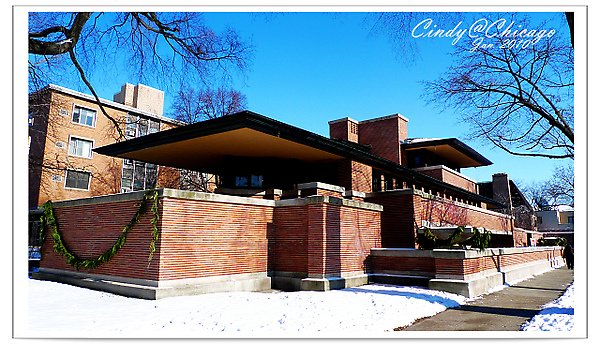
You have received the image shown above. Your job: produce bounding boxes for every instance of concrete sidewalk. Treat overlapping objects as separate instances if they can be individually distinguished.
[399,267,574,331]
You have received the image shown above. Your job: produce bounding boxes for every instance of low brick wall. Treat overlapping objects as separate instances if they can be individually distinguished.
[36,188,383,297]
[371,246,564,297]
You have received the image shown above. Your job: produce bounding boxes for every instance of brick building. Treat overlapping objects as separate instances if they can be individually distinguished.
[34,90,547,299]
[28,83,182,209]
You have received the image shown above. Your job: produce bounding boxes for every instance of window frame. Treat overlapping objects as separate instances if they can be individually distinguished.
[71,104,97,128]
[64,169,92,191]
[67,135,94,159]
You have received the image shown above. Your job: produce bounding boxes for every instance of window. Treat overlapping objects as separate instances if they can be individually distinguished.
[233,175,263,188]
[250,175,263,188]
[68,137,93,158]
[149,121,160,134]
[568,216,574,224]
[235,176,249,187]
[65,170,91,190]
[72,106,96,127]
[125,114,137,138]
[121,160,158,193]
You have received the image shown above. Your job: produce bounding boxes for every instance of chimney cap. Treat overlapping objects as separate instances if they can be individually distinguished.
[328,117,359,125]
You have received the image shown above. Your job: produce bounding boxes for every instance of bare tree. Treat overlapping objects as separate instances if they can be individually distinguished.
[28,12,251,140]
[424,14,573,159]
[169,85,247,192]
[526,164,574,209]
[171,86,247,123]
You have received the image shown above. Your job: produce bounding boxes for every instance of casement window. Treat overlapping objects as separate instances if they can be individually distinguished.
[64,170,91,190]
[68,137,93,158]
[72,105,96,127]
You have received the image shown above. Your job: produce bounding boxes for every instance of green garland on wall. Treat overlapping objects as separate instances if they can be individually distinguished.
[417,226,465,249]
[39,189,161,270]
[416,226,492,250]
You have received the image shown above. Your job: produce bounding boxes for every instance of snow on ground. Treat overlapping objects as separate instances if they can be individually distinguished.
[26,279,466,337]
[521,283,574,331]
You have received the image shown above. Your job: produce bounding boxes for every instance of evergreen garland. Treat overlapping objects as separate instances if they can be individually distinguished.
[39,189,161,270]
[416,226,465,249]
[417,226,492,250]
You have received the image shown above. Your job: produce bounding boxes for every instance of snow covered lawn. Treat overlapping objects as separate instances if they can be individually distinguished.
[25,279,466,337]
[521,283,575,332]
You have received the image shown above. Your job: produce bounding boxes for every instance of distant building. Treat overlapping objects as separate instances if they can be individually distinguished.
[28,83,182,209]
[536,206,575,246]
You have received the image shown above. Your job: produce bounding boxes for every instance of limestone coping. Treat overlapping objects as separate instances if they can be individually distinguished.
[367,188,514,220]
[296,182,345,193]
[49,188,383,212]
[371,246,562,259]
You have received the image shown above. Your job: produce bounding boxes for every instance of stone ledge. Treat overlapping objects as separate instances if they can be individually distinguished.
[370,248,434,258]
[296,182,345,193]
[300,274,369,291]
[33,268,271,300]
[275,195,383,212]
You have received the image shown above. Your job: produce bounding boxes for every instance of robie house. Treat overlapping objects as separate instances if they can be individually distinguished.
[35,106,563,299]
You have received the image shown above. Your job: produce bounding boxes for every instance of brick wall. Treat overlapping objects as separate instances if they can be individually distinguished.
[413,193,513,234]
[271,198,381,277]
[358,115,408,164]
[367,192,416,248]
[368,189,514,249]
[40,199,161,280]
[415,166,477,193]
[270,206,309,274]
[40,190,382,285]
[372,246,564,281]
[158,197,273,280]
[335,160,372,194]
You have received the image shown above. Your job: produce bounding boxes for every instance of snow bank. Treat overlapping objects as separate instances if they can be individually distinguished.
[26,279,466,337]
[521,284,574,331]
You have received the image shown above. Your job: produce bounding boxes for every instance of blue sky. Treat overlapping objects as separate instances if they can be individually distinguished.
[55,11,573,188]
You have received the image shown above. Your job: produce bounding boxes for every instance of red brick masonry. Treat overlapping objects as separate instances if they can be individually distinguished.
[370,246,564,297]
[39,188,382,291]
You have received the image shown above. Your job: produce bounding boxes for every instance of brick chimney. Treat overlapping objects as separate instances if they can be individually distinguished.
[113,83,164,116]
[329,117,359,143]
[358,114,409,165]
[492,173,513,210]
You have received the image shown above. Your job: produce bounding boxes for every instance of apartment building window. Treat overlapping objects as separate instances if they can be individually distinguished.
[125,114,137,138]
[121,115,161,193]
[68,137,93,158]
[65,170,91,190]
[121,160,158,192]
[125,114,160,139]
[72,105,96,127]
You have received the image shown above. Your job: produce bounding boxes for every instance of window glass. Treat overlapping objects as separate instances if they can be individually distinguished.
[235,176,249,187]
[138,119,148,136]
[72,106,96,127]
[68,137,93,158]
[65,170,90,190]
[250,175,263,188]
[145,164,157,189]
[133,162,146,191]
[126,115,137,138]
[148,121,160,134]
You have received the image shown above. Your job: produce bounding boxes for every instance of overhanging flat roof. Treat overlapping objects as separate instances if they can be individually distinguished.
[94,110,503,207]
[402,138,493,167]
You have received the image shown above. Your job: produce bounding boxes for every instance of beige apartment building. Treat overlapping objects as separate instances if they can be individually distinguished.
[28,83,183,209]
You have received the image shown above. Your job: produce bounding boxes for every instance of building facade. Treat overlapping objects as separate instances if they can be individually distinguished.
[28,83,182,209]
[34,88,551,299]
